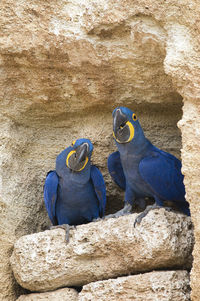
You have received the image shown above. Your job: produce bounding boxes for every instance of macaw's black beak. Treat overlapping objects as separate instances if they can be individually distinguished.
[76,142,89,163]
[113,109,130,143]
[113,109,127,134]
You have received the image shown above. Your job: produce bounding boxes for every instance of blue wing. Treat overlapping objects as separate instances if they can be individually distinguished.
[90,165,106,217]
[107,151,126,190]
[44,170,59,225]
[139,149,186,203]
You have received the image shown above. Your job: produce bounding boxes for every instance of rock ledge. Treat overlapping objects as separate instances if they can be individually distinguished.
[79,270,190,301]
[10,209,193,292]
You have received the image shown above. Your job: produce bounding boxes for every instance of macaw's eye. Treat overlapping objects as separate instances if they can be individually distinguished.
[72,140,76,146]
[132,113,137,121]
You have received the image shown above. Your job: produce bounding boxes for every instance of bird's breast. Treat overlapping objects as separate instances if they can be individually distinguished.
[57,178,99,211]
[120,153,153,197]
[120,153,140,177]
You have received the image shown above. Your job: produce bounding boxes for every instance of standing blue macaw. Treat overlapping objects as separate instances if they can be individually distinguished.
[44,138,106,240]
[107,106,190,225]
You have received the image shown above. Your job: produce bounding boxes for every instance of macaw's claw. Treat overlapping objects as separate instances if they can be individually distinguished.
[104,203,132,220]
[134,204,172,227]
[50,224,75,243]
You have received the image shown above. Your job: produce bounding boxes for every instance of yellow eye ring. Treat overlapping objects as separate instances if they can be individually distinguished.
[132,113,137,121]
[72,140,76,146]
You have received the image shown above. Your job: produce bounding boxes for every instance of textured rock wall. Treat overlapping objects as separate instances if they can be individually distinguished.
[178,100,200,301]
[17,288,78,301]
[79,271,190,301]
[17,271,190,301]
[0,0,200,300]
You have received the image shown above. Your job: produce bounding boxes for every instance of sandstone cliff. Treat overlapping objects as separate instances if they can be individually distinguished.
[0,0,200,300]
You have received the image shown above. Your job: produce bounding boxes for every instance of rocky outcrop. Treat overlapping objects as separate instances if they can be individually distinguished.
[79,271,190,301]
[17,288,78,301]
[0,0,200,299]
[10,210,193,292]
[16,271,190,301]
[178,100,200,301]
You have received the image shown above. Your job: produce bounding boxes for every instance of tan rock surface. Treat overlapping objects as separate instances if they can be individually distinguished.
[178,100,200,301]
[10,210,193,292]
[79,270,190,301]
[1,0,200,299]
[17,288,78,301]
[0,107,183,300]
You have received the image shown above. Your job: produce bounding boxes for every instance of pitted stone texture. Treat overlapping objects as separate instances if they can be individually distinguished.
[17,288,78,301]
[178,99,200,301]
[79,270,190,301]
[10,210,193,292]
[1,0,200,299]
[0,1,181,126]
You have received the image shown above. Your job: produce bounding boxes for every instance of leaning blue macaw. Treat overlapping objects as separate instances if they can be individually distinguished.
[107,106,190,225]
[44,138,106,240]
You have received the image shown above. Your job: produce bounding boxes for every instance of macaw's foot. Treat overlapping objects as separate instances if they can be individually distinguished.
[134,203,172,227]
[104,203,132,220]
[50,224,75,243]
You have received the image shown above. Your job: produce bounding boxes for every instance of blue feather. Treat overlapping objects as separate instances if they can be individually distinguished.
[44,171,59,225]
[139,147,185,202]
[107,151,126,190]
[91,165,106,217]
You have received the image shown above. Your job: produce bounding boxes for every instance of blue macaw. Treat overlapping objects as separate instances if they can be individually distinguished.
[107,106,190,225]
[44,138,106,240]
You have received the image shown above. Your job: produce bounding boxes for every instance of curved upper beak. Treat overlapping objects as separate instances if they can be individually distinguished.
[113,108,127,134]
[76,143,89,163]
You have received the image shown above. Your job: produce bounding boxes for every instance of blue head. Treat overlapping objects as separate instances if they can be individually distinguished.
[112,107,146,147]
[56,138,93,174]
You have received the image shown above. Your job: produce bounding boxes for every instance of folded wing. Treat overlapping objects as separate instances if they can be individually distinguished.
[44,170,59,225]
[107,151,126,190]
[91,165,106,217]
[139,149,185,203]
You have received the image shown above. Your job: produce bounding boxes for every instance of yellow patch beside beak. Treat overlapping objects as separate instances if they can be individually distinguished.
[66,150,89,171]
[126,121,134,142]
[113,121,134,143]
[113,131,121,143]
[66,150,76,167]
